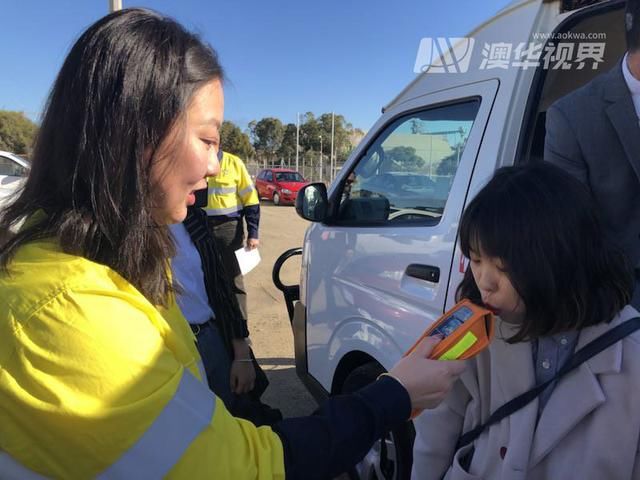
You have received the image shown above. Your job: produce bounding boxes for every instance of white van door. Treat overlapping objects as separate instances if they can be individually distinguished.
[303,79,499,388]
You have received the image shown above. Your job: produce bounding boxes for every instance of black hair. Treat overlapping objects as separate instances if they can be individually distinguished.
[456,163,632,342]
[627,0,640,52]
[0,8,224,305]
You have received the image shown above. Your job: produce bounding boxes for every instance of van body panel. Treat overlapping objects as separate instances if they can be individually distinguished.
[304,80,500,390]
[387,0,544,111]
[294,0,626,398]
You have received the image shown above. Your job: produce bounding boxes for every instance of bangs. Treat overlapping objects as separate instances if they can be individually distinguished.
[459,178,528,267]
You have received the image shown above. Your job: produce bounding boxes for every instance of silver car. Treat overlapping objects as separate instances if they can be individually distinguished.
[0,150,29,208]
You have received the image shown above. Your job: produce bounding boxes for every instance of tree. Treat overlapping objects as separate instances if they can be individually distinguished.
[345,128,366,159]
[436,141,466,177]
[299,112,321,152]
[220,121,254,159]
[247,120,257,144]
[0,110,38,155]
[252,117,284,161]
[244,112,366,177]
[386,146,425,171]
[277,123,298,163]
[317,113,353,164]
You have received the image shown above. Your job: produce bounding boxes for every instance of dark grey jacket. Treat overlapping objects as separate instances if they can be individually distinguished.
[544,59,640,267]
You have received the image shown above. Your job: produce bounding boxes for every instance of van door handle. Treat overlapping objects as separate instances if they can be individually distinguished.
[405,264,440,283]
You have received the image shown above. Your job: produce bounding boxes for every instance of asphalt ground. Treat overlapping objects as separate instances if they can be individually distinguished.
[244,203,319,418]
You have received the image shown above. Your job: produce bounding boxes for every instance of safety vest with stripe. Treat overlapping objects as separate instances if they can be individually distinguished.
[0,240,285,479]
[206,151,259,217]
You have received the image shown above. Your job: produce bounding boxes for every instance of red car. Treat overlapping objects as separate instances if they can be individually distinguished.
[255,168,308,206]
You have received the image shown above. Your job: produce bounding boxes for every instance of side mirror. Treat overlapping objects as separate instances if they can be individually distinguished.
[295,183,328,222]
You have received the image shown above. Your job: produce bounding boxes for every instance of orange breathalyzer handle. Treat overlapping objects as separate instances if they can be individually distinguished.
[405,299,495,418]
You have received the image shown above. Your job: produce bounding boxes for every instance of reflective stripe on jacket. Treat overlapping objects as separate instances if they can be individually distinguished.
[205,152,258,217]
[0,240,285,479]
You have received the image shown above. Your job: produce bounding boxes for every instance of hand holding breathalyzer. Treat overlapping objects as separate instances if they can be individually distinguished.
[402,299,495,417]
[389,337,466,411]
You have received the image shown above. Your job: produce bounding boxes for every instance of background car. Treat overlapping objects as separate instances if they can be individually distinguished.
[0,151,30,208]
[255,168,308,206]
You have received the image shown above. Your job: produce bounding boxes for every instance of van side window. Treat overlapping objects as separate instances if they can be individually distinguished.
[266,171,274,182]
[337,100,480,225]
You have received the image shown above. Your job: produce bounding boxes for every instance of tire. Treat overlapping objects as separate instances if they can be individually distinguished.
[273,192,281,206]
[342,362,415,480]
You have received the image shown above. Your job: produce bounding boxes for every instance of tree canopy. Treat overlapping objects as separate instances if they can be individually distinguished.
[0,110,38,155]
[243,112,365,166]
[220,121,254,159]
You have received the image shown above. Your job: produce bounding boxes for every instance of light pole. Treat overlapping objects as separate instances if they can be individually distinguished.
[109,0,122,12]
[319,135,323,182]
[330,112,335,183]
[295,113,300,173]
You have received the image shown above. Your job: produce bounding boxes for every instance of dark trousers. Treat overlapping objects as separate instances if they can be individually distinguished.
[192,320,282,426]
[207,217,248,321]
[191,320,236,408]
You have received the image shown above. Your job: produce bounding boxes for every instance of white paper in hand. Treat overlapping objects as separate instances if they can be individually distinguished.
[235,247,261,275]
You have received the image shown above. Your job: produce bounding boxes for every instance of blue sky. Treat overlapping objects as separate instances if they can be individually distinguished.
[1,0,513,132]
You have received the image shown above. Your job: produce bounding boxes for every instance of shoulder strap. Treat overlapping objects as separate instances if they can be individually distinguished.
[456,316,640,450]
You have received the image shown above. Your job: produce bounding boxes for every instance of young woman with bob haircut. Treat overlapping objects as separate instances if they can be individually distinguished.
[411,162,640,480]
[0,8,465,479]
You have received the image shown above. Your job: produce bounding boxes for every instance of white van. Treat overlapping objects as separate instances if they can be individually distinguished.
[274,0,627,478]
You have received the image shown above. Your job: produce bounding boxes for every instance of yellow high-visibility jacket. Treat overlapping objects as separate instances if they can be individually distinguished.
[206,152,259,235]
[0,239,284,479]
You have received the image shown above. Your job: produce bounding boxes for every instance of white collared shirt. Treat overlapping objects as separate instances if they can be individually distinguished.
[622,52,640,122]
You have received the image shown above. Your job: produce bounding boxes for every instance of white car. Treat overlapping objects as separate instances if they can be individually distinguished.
[0,150,30,208]
[274,0,626,478]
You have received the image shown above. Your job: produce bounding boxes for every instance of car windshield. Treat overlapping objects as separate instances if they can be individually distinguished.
[275,172,304,182]
[0,154,30,177]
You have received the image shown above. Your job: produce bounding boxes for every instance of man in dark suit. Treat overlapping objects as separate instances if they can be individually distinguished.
[544,0,640,307]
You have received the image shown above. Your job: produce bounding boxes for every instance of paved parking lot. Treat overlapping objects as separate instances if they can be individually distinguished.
[244,203,318,418]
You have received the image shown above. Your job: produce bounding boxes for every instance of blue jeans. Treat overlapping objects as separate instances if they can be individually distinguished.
[193,322,237,410]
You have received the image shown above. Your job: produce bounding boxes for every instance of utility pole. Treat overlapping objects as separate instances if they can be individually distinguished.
[330,112,335,183]
[109,0,122,12]
[295,113,300,173]
[319,135,323,182]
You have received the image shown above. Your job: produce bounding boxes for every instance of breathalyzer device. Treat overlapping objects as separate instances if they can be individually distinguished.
[405,299,495,360]
[405,299,495,417]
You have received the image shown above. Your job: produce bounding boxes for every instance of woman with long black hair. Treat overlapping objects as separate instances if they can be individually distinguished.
[0,8,464,479]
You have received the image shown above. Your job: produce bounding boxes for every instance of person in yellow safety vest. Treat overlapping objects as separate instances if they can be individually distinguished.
[205,149,259,325]
[0,9,465,479]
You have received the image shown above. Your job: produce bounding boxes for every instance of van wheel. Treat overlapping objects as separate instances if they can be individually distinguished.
[342,363,415,480]
[273,192,281,206]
